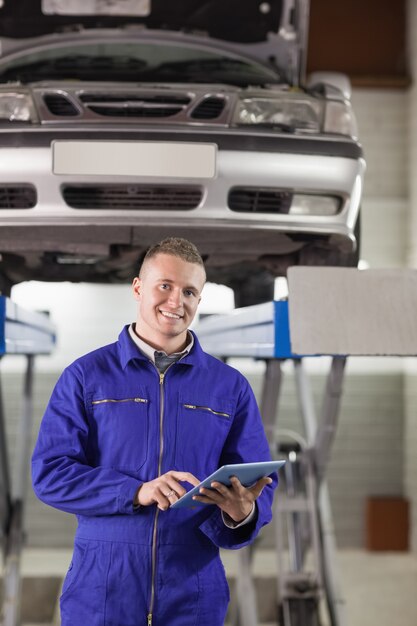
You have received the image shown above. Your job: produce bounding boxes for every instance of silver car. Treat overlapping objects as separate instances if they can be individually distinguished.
[0,0,365,305]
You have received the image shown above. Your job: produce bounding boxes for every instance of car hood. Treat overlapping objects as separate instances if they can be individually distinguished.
[0,0,309,85]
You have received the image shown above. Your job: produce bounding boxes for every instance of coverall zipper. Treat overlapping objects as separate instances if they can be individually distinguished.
[148,367,172,626]
[91,397,148,405]
[183,403,230,418]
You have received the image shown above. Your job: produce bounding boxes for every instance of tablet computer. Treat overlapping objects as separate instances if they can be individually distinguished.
[170,460,285,509]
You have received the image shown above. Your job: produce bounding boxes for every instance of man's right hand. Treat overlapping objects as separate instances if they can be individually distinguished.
[135,471,200,511]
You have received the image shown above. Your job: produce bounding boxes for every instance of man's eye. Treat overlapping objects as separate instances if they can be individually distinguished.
[160,283,170,290]
[184,290,195,297]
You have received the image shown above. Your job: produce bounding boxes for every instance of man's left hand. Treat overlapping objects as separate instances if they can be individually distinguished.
[192,475,273,523]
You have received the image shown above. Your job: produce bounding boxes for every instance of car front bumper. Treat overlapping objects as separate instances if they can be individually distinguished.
[0,126,365,264]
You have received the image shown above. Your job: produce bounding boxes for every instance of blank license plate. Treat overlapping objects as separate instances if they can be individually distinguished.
[52,141,217,178]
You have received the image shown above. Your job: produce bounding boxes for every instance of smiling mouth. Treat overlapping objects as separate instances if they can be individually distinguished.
[160,310,183,320]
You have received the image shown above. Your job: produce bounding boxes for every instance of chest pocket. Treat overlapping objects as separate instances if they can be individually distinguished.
[89,390,149,474]
[175,395,234,472]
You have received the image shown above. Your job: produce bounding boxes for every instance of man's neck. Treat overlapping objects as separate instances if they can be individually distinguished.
[133,326,188,355]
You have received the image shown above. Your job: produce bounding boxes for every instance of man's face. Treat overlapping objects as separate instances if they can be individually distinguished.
[132,253,206,350]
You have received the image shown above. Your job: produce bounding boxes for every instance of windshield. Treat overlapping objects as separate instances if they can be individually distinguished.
[0,41,283,87]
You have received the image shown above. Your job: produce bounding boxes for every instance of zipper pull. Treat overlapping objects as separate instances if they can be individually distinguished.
[159,373,164,385]
[147,614,152,626]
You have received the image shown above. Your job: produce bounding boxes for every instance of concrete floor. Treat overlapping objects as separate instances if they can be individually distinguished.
[222,548,417,626]
[18,547,417,625]
[339,550,417,626]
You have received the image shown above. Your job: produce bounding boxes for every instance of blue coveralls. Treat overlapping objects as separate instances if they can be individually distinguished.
[32,326,276,626]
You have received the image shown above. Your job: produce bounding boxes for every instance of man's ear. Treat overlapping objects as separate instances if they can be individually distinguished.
[132,277,142,300]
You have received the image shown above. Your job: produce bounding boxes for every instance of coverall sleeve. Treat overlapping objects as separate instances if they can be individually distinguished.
[199,376,277,549]
[32,364,141,516]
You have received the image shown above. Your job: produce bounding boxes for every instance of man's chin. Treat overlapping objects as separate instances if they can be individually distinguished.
[158,323,186,336]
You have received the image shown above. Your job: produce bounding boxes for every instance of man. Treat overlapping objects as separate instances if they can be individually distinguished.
[32,237,276,626]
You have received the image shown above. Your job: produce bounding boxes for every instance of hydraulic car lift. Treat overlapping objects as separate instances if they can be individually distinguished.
[0,298,55,626]
[1,266,415,626]
[196,266,417,626]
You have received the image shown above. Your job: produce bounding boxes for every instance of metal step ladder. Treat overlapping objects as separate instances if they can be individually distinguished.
[272,357,347,626]
[264,357,347,626]
[276,442,323,626]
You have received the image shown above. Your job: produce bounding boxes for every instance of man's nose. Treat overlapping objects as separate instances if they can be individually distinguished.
[167,288,182,307]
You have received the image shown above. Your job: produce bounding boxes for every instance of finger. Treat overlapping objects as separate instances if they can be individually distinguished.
[249,476,273,499]
[192,491,221,504]
[165,490,179,505]
[195,486,225,504]
[192,494,212,503]
[210,481,232,497]
[166,471,201,487]
[164,480,186,498]
[155,472,200,503]
[229,476,246,492]
[157,486,180,510]
[156,494,170,511]
[159,486,176,498]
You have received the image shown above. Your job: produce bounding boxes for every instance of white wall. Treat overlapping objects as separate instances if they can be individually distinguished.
[351,88,408,269]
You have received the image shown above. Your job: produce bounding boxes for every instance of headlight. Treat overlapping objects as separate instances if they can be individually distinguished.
[235,97,321,132]
[235,96,358,138]
[0,93,37,122]
[324,101,358,138]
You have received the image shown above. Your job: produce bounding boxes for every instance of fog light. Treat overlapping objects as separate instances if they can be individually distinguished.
[290,194,342,216]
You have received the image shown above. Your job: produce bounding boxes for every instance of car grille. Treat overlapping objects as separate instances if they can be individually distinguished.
[0,185,37,209]
[62,184,203,210]
[78,93,191,118]
[191,97,226,119]
[44,94,79,116]
[228,187,293,213]
[35,88,231,123]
